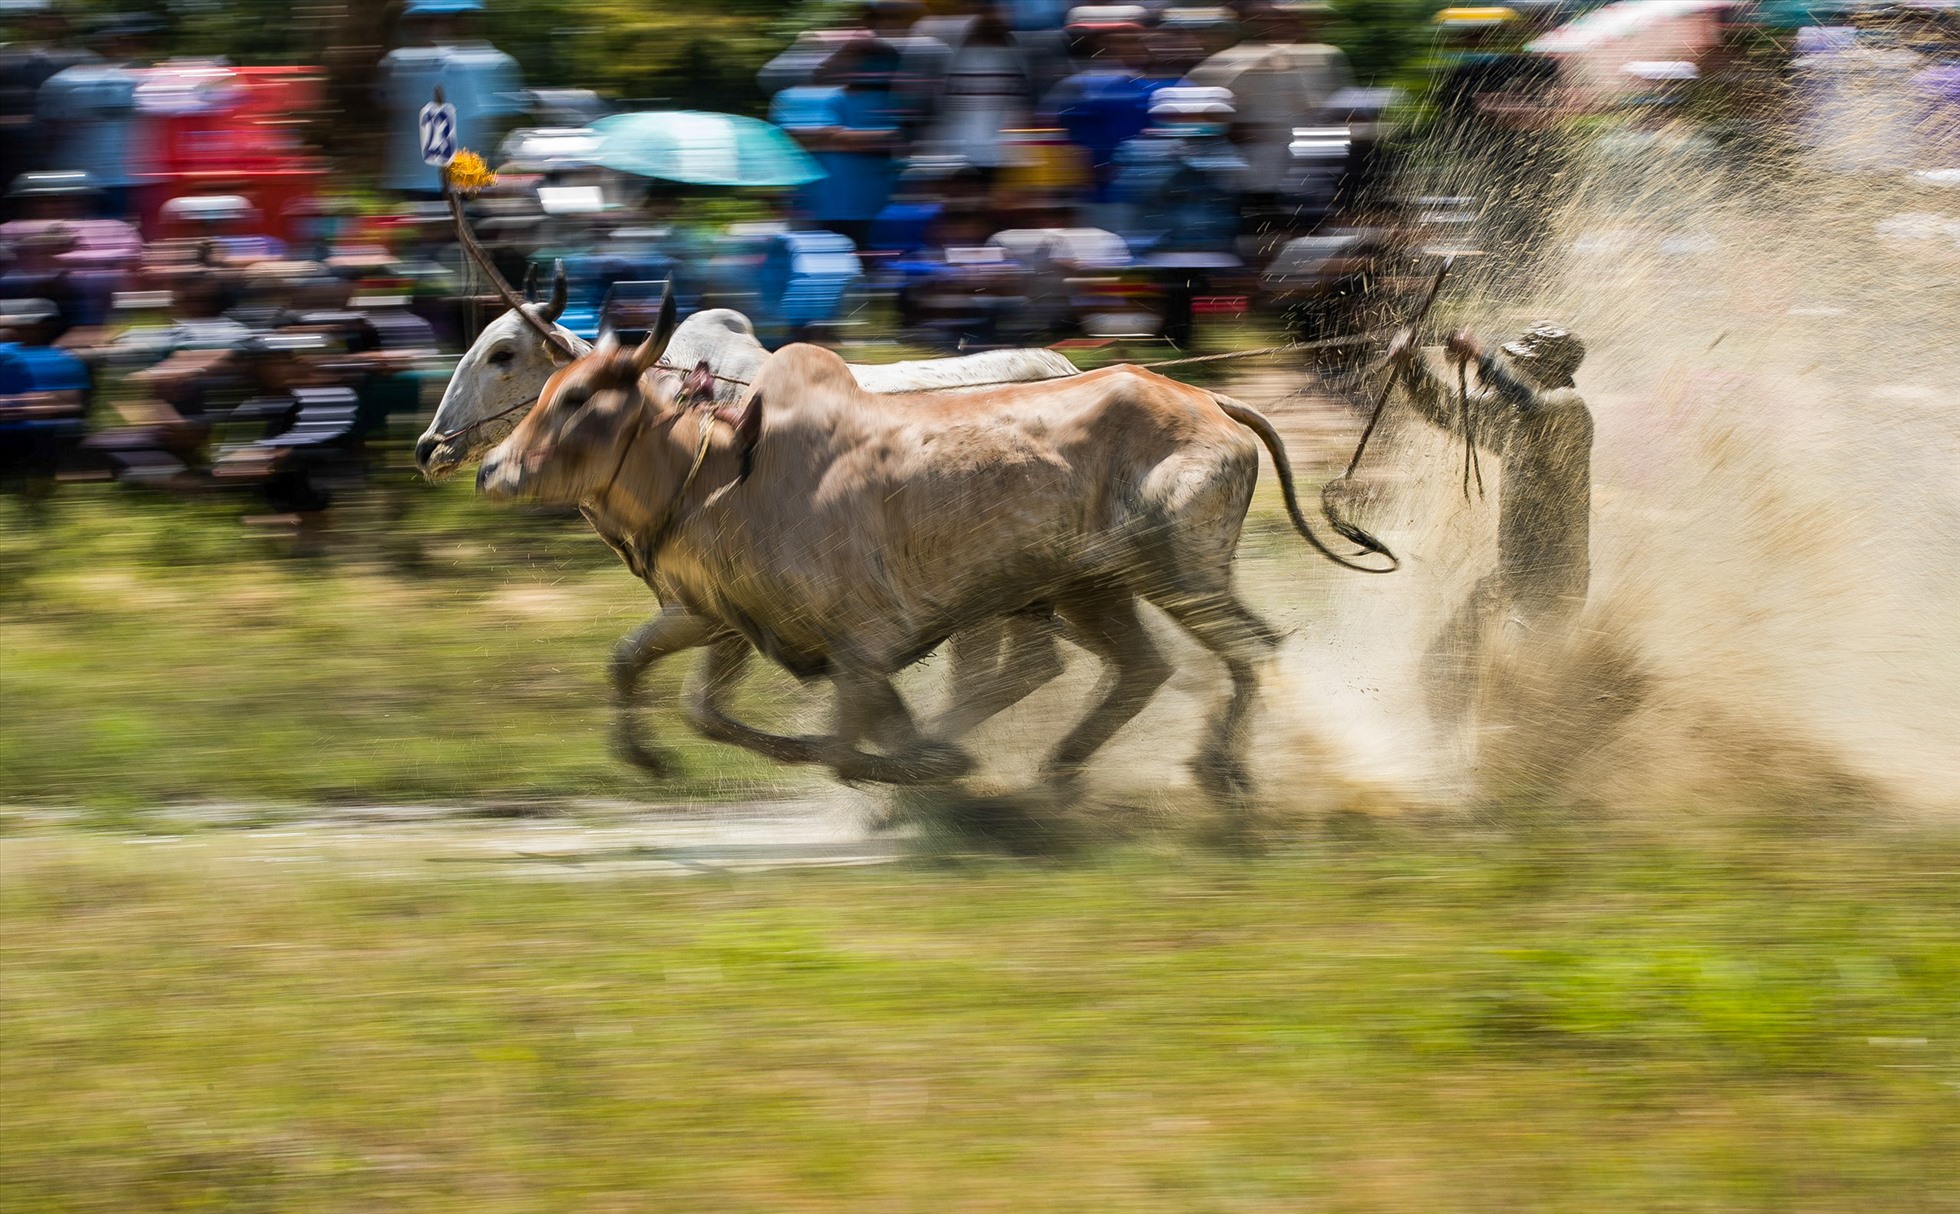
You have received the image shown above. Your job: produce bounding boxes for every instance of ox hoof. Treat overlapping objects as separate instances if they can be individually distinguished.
[1192,751,1254,801]
[611,718,676,777]
[1037,758,1087,788]
[911,741,977,782]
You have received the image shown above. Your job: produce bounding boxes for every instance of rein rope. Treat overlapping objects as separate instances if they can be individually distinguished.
[428,361,740,448]
[429,392,540,445]
[1457,357,1485,502]
[871,333,1378,394]
[1317,255,1458,563]
[603,398,721,580]
[624,334,1380,398]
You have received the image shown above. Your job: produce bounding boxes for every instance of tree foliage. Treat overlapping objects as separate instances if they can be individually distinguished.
[481,0,805,116]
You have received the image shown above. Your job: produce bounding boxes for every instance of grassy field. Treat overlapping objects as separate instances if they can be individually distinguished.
[0,483,816,813]
[0,431,1321,815]
[3,821,1957,1211]
[5,392,1956,1210]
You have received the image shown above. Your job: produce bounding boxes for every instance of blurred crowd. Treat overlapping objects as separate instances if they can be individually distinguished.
[2,0,1955,520]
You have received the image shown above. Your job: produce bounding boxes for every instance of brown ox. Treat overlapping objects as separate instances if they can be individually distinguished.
[479,326,1374,794]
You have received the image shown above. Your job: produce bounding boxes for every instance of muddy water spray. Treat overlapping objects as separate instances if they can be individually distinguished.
[1273,132,1960,815]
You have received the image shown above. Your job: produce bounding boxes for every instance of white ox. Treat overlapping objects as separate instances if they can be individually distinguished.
[414,302,1076,479]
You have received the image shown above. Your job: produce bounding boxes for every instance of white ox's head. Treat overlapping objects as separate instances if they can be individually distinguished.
[414,270,593,481]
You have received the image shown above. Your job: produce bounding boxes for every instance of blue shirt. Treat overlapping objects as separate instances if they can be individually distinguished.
[770,85,897,224]
[37,61,145,188]
[379,44,524,192]
[1110,131,1246,255]
[0,343,89,395]
[1047,70,1173,179]
[1003,0,1070,30]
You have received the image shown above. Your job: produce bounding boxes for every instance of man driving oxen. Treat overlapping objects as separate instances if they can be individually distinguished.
[1386,321,1594,723]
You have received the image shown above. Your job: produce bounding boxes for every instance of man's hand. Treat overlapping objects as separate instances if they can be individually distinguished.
[1444,328,1482,364]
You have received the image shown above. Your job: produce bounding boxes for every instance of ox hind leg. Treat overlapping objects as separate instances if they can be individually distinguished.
[930,613,1069,740]
[1145,586,1280,799]
[1037,591,1171,784]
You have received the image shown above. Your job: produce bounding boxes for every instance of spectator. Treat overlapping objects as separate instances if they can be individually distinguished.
[377,0,523,198]
[1108,84,1246,344]
[1,172,142,328]
[920,8,1036,175]
[1003,0,1072,32]
[159,195,286,263]
[0,296,90,486]
[1042,6,1173,198]
[1111,86,1247,249]
[759,30,865,98]
[0,2,93,188]
[1,220,83,330]
[106,264,250,366]
[9,194,144,329]
[1425,5,1556,139]
[1424,6,1566,283]
[770,37,904,248]
[4,170,140,237]
[1156,7,1241,73]
[1186,0,1352,200]
[35,12,161,218]
[862,0,952,138]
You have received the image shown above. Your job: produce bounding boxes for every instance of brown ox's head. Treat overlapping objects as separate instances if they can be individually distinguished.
[477,289,694,505]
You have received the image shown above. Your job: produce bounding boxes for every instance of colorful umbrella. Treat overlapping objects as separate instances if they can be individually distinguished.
[585,111,824,188]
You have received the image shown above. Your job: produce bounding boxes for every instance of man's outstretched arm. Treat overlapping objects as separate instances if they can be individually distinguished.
[1387,329,1524,444]
[1386,329,1460,429]
[1464,350,1539,414]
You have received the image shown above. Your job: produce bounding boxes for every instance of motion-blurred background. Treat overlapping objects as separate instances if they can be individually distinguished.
[1,0,1952,808]
[3,1,1958,1207]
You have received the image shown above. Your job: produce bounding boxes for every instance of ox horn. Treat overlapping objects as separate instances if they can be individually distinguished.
[443,182,579,363]
[630,283,679,375]
[523,262,538,303]
[542,259,568,322]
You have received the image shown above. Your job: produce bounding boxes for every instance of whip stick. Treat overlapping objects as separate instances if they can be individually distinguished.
[1319,253,1457,557]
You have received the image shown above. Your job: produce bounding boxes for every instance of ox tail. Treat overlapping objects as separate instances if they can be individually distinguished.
[1211,394,1398,575]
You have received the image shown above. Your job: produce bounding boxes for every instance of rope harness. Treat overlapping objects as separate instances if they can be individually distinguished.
[439,148,1445,576]
[427,359,741,448]
[588,391,722,580]
[428,392,540,446]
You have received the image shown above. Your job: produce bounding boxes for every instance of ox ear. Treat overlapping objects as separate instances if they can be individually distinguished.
[629,283,678,375]
[683,359,716,406]
[714,388,763,483]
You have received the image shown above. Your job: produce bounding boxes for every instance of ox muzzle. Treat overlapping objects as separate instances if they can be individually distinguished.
[476,452,522,500]
[414,435,457,480]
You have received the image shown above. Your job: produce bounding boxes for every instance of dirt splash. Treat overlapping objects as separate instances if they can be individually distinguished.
[1273,133,1960,816]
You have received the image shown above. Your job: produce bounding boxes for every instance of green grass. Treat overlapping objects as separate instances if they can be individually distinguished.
[6,470,1956,1209]
[3,823,1957,1211]
[0,484,810,812]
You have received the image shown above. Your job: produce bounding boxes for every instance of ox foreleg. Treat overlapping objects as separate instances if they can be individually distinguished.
[682,634,829,766]
[827,666,975,785]
[608,603,719,775]
[931,614,1069,740]
[1039,593,1170,782]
